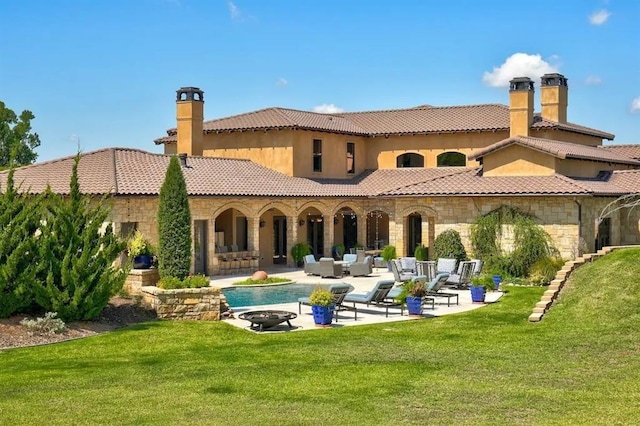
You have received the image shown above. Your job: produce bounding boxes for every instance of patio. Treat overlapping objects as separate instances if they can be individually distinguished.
[211,266,503,332]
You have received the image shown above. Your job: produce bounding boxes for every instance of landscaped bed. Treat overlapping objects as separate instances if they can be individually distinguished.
[1,248,639,424]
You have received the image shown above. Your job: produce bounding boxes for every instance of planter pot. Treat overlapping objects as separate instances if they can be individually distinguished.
[133,255,152,269]
[311,305,335,326]
[406,296,423,316]
[492,275,502,291]
[470,285,486,303]
[387,261,393,272]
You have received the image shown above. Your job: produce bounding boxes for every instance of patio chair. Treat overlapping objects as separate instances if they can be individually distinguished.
[391,259,416,283]
[303,254,320,276]
[319,257,343,278]
[416,260,436,281]
[349,255,373,277]
[470,259,484,275]
[355,248,366,263]
[343,279,403,317]
[446,261,475,289]
[298,284,356,321]
[399,257,417,274]
[427,272,459,306]
[436,258,458,274]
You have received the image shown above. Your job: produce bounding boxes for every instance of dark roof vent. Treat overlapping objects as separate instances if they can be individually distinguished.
[176,87,204,102]
[509,77,534,92]
[178,153,188,168]
[541,73,568,88]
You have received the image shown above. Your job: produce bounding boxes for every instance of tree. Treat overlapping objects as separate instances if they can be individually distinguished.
[33,153,127,321]
[157,156,192,279]
[433,229,467,263]
[0,169,41,317]
[0,101,40,168]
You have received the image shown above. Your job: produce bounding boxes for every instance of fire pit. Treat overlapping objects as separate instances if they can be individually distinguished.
[238,310,297,332]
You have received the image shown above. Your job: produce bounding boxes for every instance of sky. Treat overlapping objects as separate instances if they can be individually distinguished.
[1,0,639,163]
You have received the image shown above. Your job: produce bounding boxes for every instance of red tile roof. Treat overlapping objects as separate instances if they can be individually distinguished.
[155,104,615,143]
[3,147,640,199]
[469,136,640,166]
[599,144,640,160]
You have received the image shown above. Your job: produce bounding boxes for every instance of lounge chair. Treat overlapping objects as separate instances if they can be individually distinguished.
[298,284,355,321]
[303,254,320,275]
[470,259,483,275]
[319,257,343,278]
[436,258,458,274]
[391,259,416,282]
[349,256,373,277]
[427,273,459,306]
[416,260,436,281]
[343,279,403,317]
[446,261,475,289]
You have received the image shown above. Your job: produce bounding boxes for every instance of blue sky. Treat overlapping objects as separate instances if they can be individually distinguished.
[1,0,639,162]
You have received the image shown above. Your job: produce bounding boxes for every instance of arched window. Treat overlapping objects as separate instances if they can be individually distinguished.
[396,153,424,168]
[437,151,466,167]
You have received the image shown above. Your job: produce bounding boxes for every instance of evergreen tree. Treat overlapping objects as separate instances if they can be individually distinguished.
[0,169,40,317]
[157,156,191,279]
[0,101,40,168]
[33,154,127,321]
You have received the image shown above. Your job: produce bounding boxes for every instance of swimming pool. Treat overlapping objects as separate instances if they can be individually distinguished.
[222,283,329,308]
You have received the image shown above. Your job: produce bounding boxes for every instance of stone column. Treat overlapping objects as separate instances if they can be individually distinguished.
[247,217,260,252]
[323,214,334,259]
[357,213,367,248]
[427,217,435,260]
[287,215,298,267]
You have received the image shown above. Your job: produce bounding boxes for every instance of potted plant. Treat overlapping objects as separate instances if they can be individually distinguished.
[405,280,427,316]
[291,242,312,267]
[127,230,154,269]
[381,245,397,271]
[332,243,345,260]
[309,287,335,327]
[414,244,429,261]
[470,274,494,303]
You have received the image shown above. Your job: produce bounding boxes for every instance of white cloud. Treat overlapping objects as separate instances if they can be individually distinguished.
[589,9,611,25]
[313,104,344,114]
[228,1,241,20]
[482,53,559,87]
[585,75,602,85]
[631,97,640,113]
[276,78,288,87]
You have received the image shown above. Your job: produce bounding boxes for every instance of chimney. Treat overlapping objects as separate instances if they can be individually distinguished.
[509,77,534,137]
[176,87,204,156]
[178,152,188,168]
[540,73,568,123]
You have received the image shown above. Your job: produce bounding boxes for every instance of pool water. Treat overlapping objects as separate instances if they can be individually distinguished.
[223,284,328,308]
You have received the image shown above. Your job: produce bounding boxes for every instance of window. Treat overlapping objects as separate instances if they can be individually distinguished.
[120,222,137,238]
[313,139,322,172]
[437,152,466,167]
[346,142,355,174]
[396,153,424,168]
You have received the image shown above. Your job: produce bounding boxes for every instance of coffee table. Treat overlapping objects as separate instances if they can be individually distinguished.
[238,310,297,332]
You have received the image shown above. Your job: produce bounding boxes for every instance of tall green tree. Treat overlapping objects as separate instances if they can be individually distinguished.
[157,156,191,279]
[34,153,127,321]
[0,169,41,317]
[0,101,40,168]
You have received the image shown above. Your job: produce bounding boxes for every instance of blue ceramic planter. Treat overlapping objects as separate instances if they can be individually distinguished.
[406,296,423,316]
[133,255,152,269]
[311,305,334,326]
[470,285,486,303]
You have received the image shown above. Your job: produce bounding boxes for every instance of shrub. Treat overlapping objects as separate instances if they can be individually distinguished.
[183,274,210,288]
[20,312,66,335]
[127,230,153,257]
[158,156,192,280]
[158,276,183,290]
[381,245,397,262]
[471,274,495,290]
[34,154,128,322]
[529,255,565,286]
[291,242,311,264]
[414,244,428,261]
[332,243,345,259]
[158,275,210,290]
[309,287,334,307]
[234,277,291,285]
[433,229,467,263]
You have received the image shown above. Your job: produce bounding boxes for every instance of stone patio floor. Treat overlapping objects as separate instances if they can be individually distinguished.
[210,266,503,333]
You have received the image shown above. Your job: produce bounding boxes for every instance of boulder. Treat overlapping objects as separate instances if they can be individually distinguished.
[252,270,268,280]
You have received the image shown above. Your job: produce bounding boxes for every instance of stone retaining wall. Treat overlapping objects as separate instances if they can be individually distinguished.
[124,269,160,295]
[141,286,227,320]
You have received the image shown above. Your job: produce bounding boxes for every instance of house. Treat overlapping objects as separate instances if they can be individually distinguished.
[6,74,640,275]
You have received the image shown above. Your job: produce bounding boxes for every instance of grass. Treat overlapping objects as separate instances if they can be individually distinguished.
[1,248,640,424]
[233,277,292,285]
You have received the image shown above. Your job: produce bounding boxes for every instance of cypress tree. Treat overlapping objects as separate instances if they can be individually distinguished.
[33,153,127,321]
[0,169,40,317]
[157,156,191,279]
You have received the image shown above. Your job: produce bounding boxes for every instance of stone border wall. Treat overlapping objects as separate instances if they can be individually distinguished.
[141,286,229,320]
[528,245,638,322]
[124,269,160,295]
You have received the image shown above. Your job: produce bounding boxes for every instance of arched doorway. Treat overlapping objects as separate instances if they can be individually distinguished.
[299,207,324,258]
[214,208,248,252]
[406,212,422,256]
[259,208,288,265]
[334,207,358,253]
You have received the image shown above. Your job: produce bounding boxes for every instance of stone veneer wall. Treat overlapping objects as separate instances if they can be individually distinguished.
[124,269,160,296]
[141,286,225,320]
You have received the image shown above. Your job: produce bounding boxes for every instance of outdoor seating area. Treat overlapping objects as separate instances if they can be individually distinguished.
[217,250,260,275]
[304,251,373,278]
[214,265,503,332]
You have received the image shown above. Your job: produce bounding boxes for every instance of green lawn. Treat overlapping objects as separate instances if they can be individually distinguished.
[1,249,640,425]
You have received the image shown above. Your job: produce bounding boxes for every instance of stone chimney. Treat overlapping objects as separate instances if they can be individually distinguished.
[540,73,568,123]
[509,77,534,138]
[176,87,204,156]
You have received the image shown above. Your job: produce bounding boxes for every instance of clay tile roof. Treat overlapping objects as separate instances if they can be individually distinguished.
[156,104,614,142]
[598,144,640,160]
[153,134,176,145]
[469,136,640,166]
[0,148,118,195]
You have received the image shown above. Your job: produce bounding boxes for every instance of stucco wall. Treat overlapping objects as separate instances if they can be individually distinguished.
[482,145,556,176]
